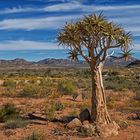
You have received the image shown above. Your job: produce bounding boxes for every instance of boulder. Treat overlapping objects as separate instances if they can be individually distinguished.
[67,118,82,129]
[79,109,90,122]
[83,120,90,125]
[80,123,96,137]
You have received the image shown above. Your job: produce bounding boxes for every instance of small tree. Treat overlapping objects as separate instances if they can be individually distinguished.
[57,13,132,135]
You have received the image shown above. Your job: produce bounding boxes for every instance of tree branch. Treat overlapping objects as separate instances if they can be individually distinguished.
[74,44,90,63]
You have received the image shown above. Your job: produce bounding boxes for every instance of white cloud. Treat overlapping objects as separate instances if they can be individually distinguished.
[1,2,140,14]
[0,15,80,30]
[44,3,140,12]
[0,7,37,14]
[0,39,139,52]
[133,44,140,50]
[0,13,139,36]
[0,40,62,50]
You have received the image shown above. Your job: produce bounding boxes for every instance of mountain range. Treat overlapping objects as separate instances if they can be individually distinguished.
[0,57,138,68]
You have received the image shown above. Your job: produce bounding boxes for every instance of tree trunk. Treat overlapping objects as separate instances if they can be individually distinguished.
[90,63,111,124]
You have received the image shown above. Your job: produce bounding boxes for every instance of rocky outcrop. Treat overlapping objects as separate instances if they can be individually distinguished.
[67,118,82,129]
[79,109,91,122]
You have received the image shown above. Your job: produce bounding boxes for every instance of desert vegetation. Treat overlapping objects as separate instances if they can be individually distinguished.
[0,66,139,139]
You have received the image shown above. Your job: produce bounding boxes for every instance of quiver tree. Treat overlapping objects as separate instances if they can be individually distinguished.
[57,13,132,134]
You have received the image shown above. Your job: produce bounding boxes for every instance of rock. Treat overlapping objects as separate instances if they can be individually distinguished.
[83,120,90,125]
[80,123,96,137]
[79,109,90,122]
[67,118,82,129]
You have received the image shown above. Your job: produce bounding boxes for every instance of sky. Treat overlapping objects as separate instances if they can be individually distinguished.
[0,0,140,50]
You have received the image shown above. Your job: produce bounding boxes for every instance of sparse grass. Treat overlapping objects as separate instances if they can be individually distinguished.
[44,102,56,120]
[0,103,19,122]
[5,118,29,129]
[58,80,76,96]
[3,79,16,89]
[0,67,139,139]
[54,101,65,111]
[69,108,78,117]
[25,131,45,140]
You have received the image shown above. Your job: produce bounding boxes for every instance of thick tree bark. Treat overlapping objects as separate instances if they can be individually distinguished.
[90,63,111,124]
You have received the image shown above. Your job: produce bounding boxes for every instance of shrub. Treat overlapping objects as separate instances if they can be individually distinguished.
[2,89,16,97]
[5,118,28,129]
[45,101,65,120]
[58,80,76,95]
[45,103,56,120]
[0,103,19,122]
[20,83,40,97]
[19,83,51,98]
[3,79,16,89]
[25,131,44,140]
[54,102,65,111]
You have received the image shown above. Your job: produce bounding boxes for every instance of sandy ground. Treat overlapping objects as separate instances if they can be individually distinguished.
[0,96,139,140]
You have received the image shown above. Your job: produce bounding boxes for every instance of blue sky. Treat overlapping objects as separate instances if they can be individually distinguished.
[0,0,140,50]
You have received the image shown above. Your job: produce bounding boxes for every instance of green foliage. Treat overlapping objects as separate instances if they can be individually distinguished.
[25,131,44,140]
[54,102,65,111]
[0,103,19,122]
[20,80,53,98]
[5,118,28,129]
[45,102,56,120]
[104,75,139,91]
[58,80,76,95]
[20,83,40,97]
[3,79,16,88]
[2,79,16,96]
[45,101,65,120]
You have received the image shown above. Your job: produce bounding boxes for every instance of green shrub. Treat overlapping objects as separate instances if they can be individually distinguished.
[5,118,28,129]
[45,101,65,120]
[58,80,76,95]
[54,102,65,111]
[19,83,51,98]
[0,103,19,122]
[45,103,56,120]
[2,79,16,97]
[25,131,44,140]
[3,79,16,89]
[20,83,40,97]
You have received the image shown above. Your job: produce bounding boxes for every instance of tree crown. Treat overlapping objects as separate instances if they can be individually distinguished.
[57,13,132,66]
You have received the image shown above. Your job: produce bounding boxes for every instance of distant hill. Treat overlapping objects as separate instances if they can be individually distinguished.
[0,57,138,68]
[127,60,140,67]
[37,58,88,67]
[105,57,136,67]
[0,58,32,66]
[37,57,136,67]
